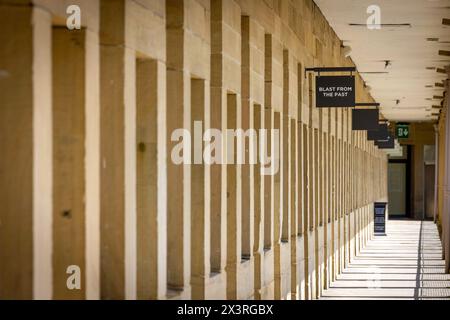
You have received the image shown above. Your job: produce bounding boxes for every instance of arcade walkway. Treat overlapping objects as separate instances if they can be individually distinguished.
[1,0,449,300]
[321,220,450,300]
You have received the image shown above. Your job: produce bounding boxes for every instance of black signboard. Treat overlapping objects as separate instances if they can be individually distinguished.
[375,133,395,149]
[374,202,387,235]
[352,109,379,131]
[367,123,389,141]
[316,75,355,108]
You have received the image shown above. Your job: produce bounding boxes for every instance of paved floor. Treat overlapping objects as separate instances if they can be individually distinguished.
[321,220,450,300]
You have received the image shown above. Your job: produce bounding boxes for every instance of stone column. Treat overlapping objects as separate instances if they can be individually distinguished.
[0,4,53,300]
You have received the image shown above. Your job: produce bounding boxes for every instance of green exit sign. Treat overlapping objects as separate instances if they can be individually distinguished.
[396,124,410,139]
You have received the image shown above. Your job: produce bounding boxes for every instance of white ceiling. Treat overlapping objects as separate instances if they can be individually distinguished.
[314,0,450,122]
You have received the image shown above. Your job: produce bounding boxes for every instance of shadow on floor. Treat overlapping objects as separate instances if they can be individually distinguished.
[321,220,450,300]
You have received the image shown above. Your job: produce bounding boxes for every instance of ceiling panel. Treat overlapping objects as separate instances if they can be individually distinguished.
[314,0,450,121]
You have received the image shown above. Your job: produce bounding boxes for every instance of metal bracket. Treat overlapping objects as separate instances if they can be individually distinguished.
[354,102,380,109]
[304,67,357,78]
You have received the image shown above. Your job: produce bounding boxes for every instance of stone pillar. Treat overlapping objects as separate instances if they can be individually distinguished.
[226,93,239,299]
[273,111,282,299]
[253,103,263,299]
[99,0,126,299]
[241,16,251,262]
[190,79,207,299]
[443,77,450,272]
[262,34,274,300]
[302,122,310,299]
[210,0,225,279]
[281,49,292,299]
[282,51,290,242]
[166,0,186,294]
[0,4,53,300]
[290,118,298,299]
[211,0,241,299]
[167,0,212,299]
[136,57,166,300]
[52,27,86,299]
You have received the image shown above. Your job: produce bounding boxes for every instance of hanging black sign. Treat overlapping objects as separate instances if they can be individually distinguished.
[375,133,395,149]
[374,202,387,235]
[352,109,380,131]
[316,75,355,108]
[367,123,389,141]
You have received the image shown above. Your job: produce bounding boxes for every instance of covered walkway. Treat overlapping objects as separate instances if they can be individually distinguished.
[322,220,450,300]
[0,0,449,301]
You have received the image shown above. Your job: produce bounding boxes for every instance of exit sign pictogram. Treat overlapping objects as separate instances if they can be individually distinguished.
[396,124,410,139]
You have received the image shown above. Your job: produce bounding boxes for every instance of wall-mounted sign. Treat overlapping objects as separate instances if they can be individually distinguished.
[396,124,410,139]
[374,202,387,235]
[316,75,355,108]
[352,109,379,131]
[367,123,389,141]
[375,133,395,149]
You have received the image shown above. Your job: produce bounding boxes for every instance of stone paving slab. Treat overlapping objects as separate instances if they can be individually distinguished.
[337,273,450,281]
[321,220,450,300]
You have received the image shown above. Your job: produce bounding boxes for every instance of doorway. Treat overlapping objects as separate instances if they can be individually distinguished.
[388,145,411,218]
[423,144,436,220]
[424,164,435,219]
